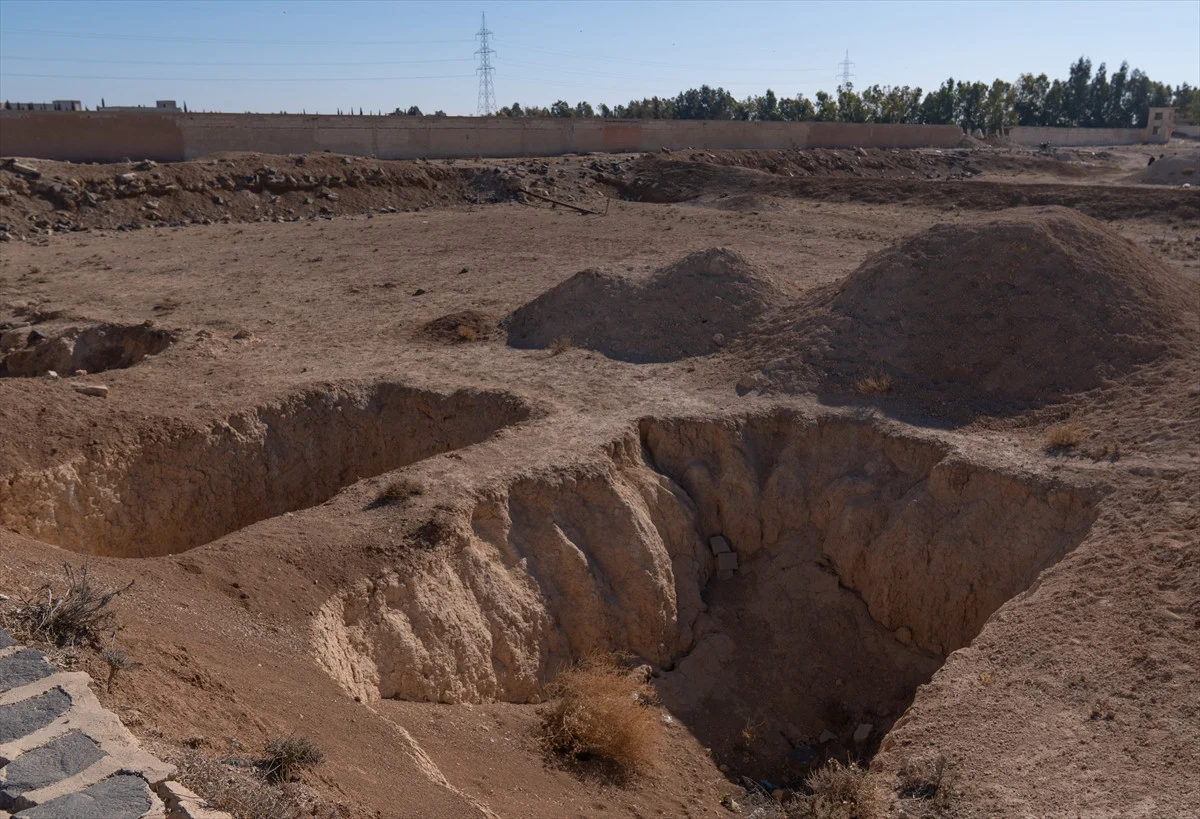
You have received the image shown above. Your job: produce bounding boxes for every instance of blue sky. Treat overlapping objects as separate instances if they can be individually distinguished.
[1,0,1197,114]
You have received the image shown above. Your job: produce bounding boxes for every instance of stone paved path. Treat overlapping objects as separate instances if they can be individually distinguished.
[0,629,229,819]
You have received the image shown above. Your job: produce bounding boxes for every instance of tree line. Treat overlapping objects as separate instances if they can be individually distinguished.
[494,57,1199,133]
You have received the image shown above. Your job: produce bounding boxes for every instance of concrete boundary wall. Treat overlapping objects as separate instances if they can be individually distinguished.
[0,111,964,162]
[1008,125,1152,147]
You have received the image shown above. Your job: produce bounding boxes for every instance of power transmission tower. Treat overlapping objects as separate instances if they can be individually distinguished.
[475,13,496,115]
[837,49,856,87]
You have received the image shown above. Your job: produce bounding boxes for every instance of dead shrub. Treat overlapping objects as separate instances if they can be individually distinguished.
[1044,421,1084,451]
[170,749,336,819]
[8,561,133,648]
[854,371,892,395]
[261,736,325,783]
[897,754,945,799]
[420,309,495,344]
[371,477,424,508]
[101,648,138,692]
[549,336,574,356]
[541,655,661,780]
[793,759,885,819]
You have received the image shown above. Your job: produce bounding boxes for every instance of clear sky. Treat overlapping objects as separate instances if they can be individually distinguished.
[1,0,1197,114]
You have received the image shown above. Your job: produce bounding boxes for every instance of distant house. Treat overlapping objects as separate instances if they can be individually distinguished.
[98,100,179,111]
[7,100,82,111]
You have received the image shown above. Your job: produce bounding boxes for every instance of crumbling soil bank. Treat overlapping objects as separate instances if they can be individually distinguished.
[0,383,529,557]
[317,412,1098,780]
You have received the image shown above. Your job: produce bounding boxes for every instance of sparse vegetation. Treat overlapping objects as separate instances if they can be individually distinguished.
[101,648,137,692]
[549,336,574,356]
[172,749,335,819]
[372,477,424,507]
[793,759,884,819]
[1044,421,1085,451]
[855,371,893,395]
[541,655,662,780]
[261,736,325,783]
[7,561,133,647]
[897,753,946,799]
[456,324,479,342]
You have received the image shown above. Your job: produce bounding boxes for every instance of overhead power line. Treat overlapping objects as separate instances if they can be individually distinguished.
[0,28,474,46]
[1,72,476,82]
[0,55,474,66]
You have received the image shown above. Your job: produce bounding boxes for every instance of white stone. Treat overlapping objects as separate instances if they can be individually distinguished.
[73,384,109,398]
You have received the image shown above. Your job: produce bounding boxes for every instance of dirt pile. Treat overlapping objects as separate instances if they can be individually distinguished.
[506,248,787,363]
[1135,151,1200,185]
[0,152,517,238]
[806,206,1198,404]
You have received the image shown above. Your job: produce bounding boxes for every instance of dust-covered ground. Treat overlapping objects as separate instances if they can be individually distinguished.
[1,142,1197,819]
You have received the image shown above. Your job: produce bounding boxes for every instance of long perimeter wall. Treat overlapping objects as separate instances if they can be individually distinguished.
[0,111,965,162]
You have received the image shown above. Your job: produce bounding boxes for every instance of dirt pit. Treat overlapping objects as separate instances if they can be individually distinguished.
[0,383,529,557]
[318,412,1097,783]
[0,322,176,377]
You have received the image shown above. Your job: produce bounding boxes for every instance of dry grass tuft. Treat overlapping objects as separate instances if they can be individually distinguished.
[1044,421,1084,451]
[171,749,338,819]
[101,648,137,692]
[456,324,479,342]
[7,561,133,648]
[372,477,424,508]
[262,736,325,784]
[897,753,945,799]
[854,371,893,395]
[792,759,885,819]
[541,654,662,781]
[549,336,574,356]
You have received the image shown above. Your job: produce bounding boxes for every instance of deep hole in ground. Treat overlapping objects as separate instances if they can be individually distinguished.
[0,322,177,378]
[0,383,529,557]
[318,412,1098,784]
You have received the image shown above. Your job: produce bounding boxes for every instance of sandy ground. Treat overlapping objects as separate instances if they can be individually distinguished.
[0,143,1198,819]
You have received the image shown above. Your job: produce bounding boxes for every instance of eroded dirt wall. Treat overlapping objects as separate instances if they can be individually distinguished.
[314,413,1098,706]
[0,384,529,557]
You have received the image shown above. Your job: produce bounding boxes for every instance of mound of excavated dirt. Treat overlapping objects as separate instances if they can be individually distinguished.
[1135,152,1200,185]
[811,207,1197,402]
[507,248,787,363]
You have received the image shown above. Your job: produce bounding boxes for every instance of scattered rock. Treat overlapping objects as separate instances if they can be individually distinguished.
[72,384,109,398]
[712,333,726,346]
[709,535,732,555]
[716,551,739,573]
[44,370,59,380]
[819,729,838,744]
[8,160,41,179]
[413,288,426,296]
[853,723,873,743]
[232,330,253,340]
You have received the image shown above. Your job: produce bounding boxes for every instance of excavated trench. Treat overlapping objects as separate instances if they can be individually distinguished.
[318,411,1098,781]
[0,383,529,557]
